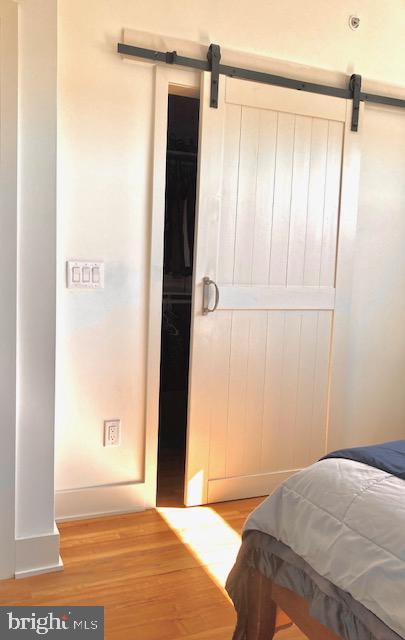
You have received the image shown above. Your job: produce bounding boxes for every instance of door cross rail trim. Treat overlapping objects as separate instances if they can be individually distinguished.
[117,41,405,132]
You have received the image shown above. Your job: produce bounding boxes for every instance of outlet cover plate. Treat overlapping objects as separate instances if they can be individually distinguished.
[104,419,121,447]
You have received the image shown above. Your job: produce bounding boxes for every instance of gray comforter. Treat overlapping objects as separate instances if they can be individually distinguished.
[226,530,402,640]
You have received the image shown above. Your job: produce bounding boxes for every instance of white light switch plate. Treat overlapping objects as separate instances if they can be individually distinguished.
[67,260,104,289]
[104,420,121,447]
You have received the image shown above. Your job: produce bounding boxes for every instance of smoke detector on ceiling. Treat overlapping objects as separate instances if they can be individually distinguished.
[349,15,360,30]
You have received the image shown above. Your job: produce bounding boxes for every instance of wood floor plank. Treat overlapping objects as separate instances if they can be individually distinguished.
[0,497,306,639]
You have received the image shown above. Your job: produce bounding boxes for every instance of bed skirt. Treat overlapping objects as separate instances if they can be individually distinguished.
[226,530,402,640]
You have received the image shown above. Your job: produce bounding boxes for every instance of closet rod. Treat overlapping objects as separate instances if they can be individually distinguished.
[117,42,405,132]
[167,149,197,160]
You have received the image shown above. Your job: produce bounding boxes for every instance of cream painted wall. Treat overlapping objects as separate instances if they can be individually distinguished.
[330,104,405,449]
[62,0,405,87]
[56,9,154,496]
[56,0,405,514]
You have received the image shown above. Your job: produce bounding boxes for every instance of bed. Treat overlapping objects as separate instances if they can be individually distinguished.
[226,440,405,640]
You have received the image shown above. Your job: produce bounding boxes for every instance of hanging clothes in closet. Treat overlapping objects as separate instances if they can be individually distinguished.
[159,140,197,450]
[163,149,197,285]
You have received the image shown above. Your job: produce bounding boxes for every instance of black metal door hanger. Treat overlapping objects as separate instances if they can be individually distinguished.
[117,41,405,132]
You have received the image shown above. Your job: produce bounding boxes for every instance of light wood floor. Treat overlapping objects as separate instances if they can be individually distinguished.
[0,498,306,639]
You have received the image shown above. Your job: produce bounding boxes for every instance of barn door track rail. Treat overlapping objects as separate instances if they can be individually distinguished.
[117,41,405,132]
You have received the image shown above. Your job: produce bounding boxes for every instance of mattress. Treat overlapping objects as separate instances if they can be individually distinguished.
[233,458,405,638]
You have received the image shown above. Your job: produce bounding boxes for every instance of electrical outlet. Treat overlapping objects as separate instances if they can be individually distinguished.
[104,419,121,447]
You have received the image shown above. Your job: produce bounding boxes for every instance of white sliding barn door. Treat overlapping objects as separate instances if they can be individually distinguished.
[185,72,355,506]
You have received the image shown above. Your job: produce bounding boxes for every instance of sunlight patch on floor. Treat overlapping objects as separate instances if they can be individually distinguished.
[157,506,241,589]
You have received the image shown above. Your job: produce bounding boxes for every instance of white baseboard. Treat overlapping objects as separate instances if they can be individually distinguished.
[207,469,301,503]
[15,525,62,579]
[16,556,64,580]
[55,481,146,522]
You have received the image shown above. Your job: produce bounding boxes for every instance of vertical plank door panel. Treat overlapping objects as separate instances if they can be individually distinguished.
[185,73,352,505]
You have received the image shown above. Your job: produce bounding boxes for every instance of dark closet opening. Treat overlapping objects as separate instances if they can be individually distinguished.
[156,93,200,507]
